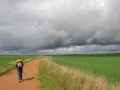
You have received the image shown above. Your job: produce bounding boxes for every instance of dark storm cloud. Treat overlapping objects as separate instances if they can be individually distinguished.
[81,44,120,54]
[0,0,120,54]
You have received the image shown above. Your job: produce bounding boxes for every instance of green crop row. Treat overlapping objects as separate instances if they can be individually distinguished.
[38,56,120,90]
[51,54,120,83]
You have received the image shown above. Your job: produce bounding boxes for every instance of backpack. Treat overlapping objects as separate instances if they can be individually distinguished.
[17,61,23,67]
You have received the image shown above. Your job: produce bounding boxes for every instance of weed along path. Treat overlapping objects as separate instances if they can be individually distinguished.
[0,57,44,90]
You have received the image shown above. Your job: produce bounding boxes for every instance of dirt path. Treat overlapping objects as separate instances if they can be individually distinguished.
[0,57,44,90]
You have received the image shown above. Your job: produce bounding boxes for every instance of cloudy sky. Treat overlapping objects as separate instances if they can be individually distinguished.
[0,0,120,55]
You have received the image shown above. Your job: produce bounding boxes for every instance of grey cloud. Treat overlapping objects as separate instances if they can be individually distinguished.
[82,44,120,54]
[0,0,120,54]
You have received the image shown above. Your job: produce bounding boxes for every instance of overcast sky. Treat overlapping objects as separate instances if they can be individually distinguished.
[0,0,120,55]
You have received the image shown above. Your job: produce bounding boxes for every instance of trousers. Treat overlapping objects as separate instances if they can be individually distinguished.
[17,67,23,80]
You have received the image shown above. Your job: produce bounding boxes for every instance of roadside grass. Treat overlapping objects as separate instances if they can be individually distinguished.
[0,55,41,76]
[51,54,120,83]
[38,57,120,90]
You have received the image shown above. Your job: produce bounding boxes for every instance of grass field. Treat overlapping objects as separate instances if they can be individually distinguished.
[0,55,40,76]
[38,55,120,90]
[51,54,120,83]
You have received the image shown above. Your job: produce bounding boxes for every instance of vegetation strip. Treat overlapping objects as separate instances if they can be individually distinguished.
[38,57,120,90]
[51,54,120,83]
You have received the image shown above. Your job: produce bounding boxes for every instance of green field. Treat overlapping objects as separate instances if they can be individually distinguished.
[51,54,120,83]
[0,55,40,76]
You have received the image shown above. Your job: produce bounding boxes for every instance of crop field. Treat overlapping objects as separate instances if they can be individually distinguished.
[51,54,120,83]
[0,55,39,76]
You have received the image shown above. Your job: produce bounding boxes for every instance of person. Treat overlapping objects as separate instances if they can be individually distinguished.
[15,58,24,82]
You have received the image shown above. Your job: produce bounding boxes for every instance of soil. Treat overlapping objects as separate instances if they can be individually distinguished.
[0,57,45,90]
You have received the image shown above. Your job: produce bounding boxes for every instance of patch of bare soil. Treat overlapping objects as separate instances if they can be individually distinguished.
[0,57,45,90]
